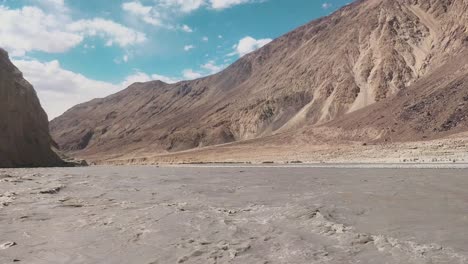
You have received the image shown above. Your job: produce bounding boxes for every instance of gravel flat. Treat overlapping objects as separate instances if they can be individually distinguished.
[1,166,467,264]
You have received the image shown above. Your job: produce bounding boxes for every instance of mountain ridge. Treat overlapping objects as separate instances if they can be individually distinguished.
[50,0,468,161]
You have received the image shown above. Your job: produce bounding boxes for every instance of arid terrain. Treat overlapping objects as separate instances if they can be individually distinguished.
[1,0,468,263]
[1,166,468,264]
[75,128,468,166]
[0,48,63,168]
[49,0,468,164]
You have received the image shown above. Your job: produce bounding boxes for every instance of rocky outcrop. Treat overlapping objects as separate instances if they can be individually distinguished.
[327,49,468,141]
[50,0,468,160]
[0,48,63,167]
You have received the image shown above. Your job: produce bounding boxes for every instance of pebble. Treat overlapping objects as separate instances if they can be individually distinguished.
[0,241,17,250]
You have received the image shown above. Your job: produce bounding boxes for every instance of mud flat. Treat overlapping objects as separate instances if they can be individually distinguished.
[1,166,468,264]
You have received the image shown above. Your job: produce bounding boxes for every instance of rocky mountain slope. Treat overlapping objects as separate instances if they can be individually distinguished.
[0,49,63,168]
[50,0,468,160]
[326,50,468,142]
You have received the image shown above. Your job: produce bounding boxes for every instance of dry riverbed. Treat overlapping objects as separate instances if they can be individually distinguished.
[1,166,468,264]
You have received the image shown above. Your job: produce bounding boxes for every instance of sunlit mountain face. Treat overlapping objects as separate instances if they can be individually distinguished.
[0,0,349,118]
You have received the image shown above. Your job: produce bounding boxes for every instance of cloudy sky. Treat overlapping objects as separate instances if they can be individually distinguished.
[0,0,349,119]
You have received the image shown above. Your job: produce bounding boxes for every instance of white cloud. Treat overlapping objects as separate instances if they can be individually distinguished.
[201,60,225,74]
[182,69,203,79]
[68,18,146,47]
[13,59,121,119]
[218,35,223,39]
[231,36,272,57]
[121,0,264,32]
[13,59,178,119]
[33,0,68,13]
[0,6,83,56]
[122,1,204,30]
[39,0,65,6]
[322,2,332,9]
[181,24,193,32]
[209,0,251,9]
[124,0,261,19]
[159,0,205,13]
[122,1,151,15]
[120,72,153,88]
[122,1,162,26]
[121,71,180,86]
[202,36,209,42]
[181,60,227,80]
[83,44,96,49]
[184,45,195,51]
[0,5,146,56]
[150,73,180,84]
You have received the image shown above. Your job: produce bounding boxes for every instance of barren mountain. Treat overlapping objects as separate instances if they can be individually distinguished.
[50,0,468,161]
[327,50,468,142]
[0,49,63,168]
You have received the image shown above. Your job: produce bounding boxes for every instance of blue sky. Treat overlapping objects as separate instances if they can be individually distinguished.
[0,0,351,118]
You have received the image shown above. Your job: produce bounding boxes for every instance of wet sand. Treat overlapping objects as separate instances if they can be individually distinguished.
[1,166,467,263]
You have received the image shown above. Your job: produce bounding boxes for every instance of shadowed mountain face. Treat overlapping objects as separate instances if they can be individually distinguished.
[50,0,468,159]
[0,49,63,168]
